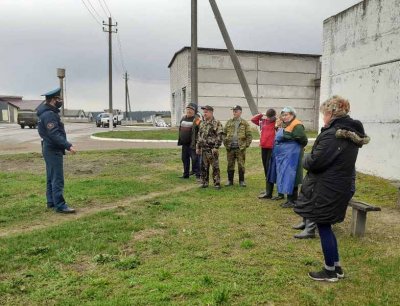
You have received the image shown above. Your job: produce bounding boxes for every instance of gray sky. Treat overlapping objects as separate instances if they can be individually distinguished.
[0,0,360,112]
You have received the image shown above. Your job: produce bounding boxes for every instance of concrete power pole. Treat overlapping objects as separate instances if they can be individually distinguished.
[124,71,129,121]
[57,68,65,117]
[191,0,198,106]
[103,17,118,131]
[209,0,259,115]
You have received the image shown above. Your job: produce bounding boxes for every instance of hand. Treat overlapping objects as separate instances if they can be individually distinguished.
[69,146,77,154]
[261,115,268,120]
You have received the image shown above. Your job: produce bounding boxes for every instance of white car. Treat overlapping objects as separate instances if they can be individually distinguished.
[97,113,117,128]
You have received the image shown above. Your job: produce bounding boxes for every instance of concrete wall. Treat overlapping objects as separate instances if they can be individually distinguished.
[170,48,321,129]
[170,50,189,126]
[321,0,400,180]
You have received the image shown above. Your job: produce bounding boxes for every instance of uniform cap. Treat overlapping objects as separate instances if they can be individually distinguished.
[201,105,214,111]
[42,88,61,99]
[231,105,242,111]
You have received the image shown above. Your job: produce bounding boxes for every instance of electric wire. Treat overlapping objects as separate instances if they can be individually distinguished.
[86,0,104,22]
[101,0,113,17]
[80,0,102,26]
[97,0,109,18]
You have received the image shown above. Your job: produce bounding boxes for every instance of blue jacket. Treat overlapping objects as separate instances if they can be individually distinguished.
[37,104,72,152]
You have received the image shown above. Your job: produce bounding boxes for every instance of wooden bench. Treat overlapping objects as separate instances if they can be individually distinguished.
[349,200,381,237]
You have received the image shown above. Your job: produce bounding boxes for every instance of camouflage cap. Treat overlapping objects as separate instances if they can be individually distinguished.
[201,105,214,111]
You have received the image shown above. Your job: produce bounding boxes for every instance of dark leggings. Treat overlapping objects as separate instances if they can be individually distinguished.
[261,148,273,179]
[317,223,339,267]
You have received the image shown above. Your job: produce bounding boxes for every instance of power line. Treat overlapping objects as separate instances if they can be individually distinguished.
[80,0,102,26]
[97,0,109,17]
[101,0,113,17]
[116,33,126,72]
[86,0,103,22]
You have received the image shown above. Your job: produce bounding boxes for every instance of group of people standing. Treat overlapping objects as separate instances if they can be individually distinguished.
[178,103,252,189]
[179,96,370,282]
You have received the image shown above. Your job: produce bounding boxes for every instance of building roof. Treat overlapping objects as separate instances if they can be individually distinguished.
[8,100,44,111]
[0,95,23,100]
[168,46,321,68]
[63,109,87,117]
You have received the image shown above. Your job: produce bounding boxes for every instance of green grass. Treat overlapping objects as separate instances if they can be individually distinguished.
[94,128,318,140]
[0,148,398,305]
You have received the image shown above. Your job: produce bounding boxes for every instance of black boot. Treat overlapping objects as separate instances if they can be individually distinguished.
[239,170,246,187]
[292,218,306,230]
[281,186,298,208]
[258,182,273,199]
[294,219,316,239]
[225,170,234,186]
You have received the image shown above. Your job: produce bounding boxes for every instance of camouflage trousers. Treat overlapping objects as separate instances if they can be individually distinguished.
[226,148,246,173]
[201,149,220,185]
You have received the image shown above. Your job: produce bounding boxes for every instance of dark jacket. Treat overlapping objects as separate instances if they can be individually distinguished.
[294,116,370,224]
[178,115,198,146]
[37,104,72,153]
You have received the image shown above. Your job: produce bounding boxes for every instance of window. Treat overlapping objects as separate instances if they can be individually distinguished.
[182,87,186,114]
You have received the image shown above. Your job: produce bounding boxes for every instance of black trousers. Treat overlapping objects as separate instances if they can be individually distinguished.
[261,148,273,180]
[181,144,200,177]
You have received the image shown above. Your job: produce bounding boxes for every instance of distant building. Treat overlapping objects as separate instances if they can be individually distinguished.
[321,0,400,180]
[63,109,87,119]
[168,47,321,129]
[0,95,44,123]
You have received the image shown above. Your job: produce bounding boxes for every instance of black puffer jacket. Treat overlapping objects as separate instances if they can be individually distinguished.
[293,116,370,224]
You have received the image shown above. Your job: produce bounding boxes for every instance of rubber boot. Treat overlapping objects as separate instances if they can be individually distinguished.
[258,182,273,199]
[239,170,246,187]
[294,219,316,239]
[292,218,306,230]
[225,170,234,186]
[281,186,298,208]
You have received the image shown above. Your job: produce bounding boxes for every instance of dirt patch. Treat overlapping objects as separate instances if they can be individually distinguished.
[0,184,196,239]
[132,228,165,242]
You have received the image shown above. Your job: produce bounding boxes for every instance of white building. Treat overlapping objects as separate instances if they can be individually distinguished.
[169,47,321,129]
[321,0,400,180]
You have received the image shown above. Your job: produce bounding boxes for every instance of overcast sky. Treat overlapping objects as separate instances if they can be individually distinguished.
[0,0,361,112]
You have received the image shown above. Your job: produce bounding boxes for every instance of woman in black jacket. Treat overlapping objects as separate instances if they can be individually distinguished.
[294,96,370,282]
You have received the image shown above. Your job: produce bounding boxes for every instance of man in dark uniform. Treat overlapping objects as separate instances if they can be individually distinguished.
[37,88,76,213]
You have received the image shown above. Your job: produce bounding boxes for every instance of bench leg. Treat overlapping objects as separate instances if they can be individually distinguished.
[351,208,367,237]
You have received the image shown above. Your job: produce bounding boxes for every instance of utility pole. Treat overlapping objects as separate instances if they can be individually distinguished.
[191,0,198,106]
[123,71,129,121]
[209,0,258,115]
[103,17,118,131]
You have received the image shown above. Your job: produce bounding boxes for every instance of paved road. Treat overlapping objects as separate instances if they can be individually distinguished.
[0,123,178,155]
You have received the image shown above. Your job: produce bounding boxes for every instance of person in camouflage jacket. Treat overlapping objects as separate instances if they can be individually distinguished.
[223,105,252,187]
[196,105,224,189]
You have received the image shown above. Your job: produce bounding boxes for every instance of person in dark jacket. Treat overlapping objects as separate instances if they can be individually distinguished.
[294,96,370,282]
[37,88,77,213]
[178,103,201,179]
[251,109,277,198]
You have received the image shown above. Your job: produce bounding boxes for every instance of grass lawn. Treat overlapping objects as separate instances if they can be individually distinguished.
[0,148,399,305]
[93,128,319,141]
